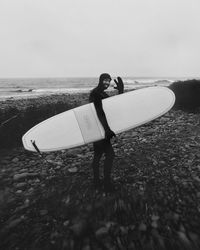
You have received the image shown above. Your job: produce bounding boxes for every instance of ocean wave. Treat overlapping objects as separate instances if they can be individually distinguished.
[14,89,34,93]
[32,88,91,93]
[124,78,174,85]
[0,88,34,93]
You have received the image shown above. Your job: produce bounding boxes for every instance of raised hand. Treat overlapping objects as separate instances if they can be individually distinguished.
[114,77,124,94]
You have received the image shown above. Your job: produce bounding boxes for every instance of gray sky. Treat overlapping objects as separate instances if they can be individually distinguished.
[0,0,200,78]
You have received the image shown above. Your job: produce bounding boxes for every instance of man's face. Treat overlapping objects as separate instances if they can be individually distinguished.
[102,78,111,89]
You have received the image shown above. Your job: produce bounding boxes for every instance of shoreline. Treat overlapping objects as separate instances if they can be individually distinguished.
[0,82,169,102]
[0,88,93,101]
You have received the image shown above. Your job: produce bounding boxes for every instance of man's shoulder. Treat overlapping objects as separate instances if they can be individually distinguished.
[90,87,98,95]
[89,87,100,99]
[89,88,109,102]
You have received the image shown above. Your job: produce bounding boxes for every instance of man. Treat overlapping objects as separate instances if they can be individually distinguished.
[89,73,124,192]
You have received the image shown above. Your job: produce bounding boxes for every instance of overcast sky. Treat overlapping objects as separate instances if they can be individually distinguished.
[0,0,200,78]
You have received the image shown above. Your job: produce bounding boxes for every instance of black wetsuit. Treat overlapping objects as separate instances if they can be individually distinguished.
[89,87,115,187]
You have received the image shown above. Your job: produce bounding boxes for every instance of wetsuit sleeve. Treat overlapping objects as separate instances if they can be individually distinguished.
[91,92,111,132]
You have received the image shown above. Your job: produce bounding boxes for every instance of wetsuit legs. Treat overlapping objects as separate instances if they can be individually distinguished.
[104,143,115,186]
[92,140,115,189]
[92,150,103,185]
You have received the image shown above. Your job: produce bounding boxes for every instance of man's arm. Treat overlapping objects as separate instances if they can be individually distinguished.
[92,94,115,139]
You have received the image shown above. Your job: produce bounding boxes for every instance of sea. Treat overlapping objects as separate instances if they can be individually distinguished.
[0,77,189,100]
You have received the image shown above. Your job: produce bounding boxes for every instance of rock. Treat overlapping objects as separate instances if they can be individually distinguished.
[45,155,55,161]
[16,190,23,194]
[71,148,83,155]
[12,157,19,163]
[160,161,165,165]
[40,210,48,216]
[193,176,200,182]
[13,173,39,181]
[120,226,128,235]
[63,220,70,227]
[151,214,160,221]
[131,131,138,137]
[29,160,37,165]
[173,213,180,221]
[144,129,155,136]
[68,167,78,173]
[4,216,25,231]
[82,245,90,250]
[24,199,30,205]
[188,232,199,243]
[13,173,29,181]
[178,231,191,245]
[95,227,109,238]
[70,220,87,237]
[27,187,34,194]
[139,222,147,231]
[151,221,158,228]
[55,161,63,166]
[19,168,29,173]
[15,182,27,188]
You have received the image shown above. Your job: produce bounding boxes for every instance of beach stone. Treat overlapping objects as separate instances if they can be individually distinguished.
[178,231,191,245]
[12,157,19,163]
[15,182,27,188]
[34,178,40,183]
[144,129,155,136]
[13,173,29,181]
[24,199,30,205]
[29,160,37,165]
[68,167,78,173]
[40,210,48,216]
[151,215,160,221]
[16,190,23,194]
[45,155,55,161]
[95,227,109,238]
[139,222,147,231]
[82,245,90,250]
[55,161,63,166]
[18,168,29,173]
[13,172,39,181]
[4,216,25,231]
[70,220,87,237]
[63,220,70,227]
[28,187,34,194]
[188,232,199,243]
[151,221,158,228]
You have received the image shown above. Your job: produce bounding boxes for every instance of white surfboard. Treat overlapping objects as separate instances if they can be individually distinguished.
[22,87,175,152]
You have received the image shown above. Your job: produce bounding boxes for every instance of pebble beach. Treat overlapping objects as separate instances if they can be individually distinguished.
[0,91,200,249]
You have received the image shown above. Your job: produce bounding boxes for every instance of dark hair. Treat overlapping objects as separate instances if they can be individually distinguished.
[99,73,112,84]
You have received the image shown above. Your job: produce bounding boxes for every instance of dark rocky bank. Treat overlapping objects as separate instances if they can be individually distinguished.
[0,81,200,249]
